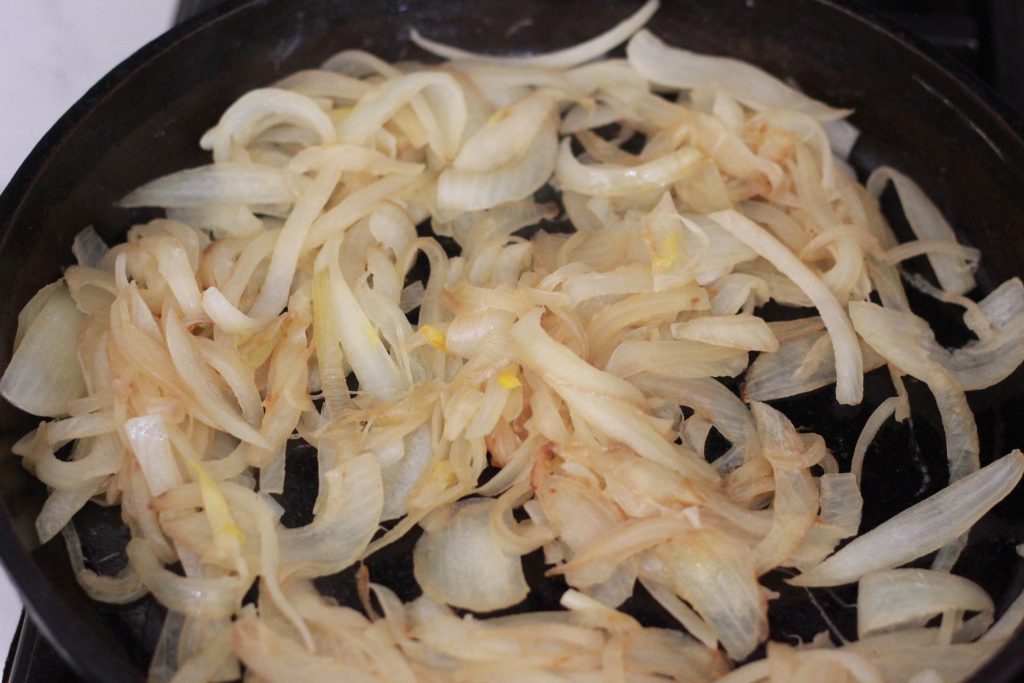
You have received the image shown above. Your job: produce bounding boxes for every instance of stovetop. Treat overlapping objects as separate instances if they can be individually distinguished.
[5,0,1024,681]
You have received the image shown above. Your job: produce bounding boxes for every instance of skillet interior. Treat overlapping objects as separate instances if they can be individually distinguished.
[1,0,1023,680]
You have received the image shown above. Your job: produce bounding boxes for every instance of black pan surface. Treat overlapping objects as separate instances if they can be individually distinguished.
[1,1,1024,681]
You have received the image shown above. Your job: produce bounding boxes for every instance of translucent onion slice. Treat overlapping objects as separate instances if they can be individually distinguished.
[148,610,185,683]
[720,643,886,683]
[320,236,405,403]
[167,619,235,683]
[193,339,263,429]
[742,330,885,403]
[163,310,269,447]
[414,497,529,612]
[981,576,1024,643]
[36,486,95,544]
[941,308,1024,392]
[708,273,770,316]
[605,339,749,380]
[627,30,850,121]
[200,88,336,163]
[857,568,994,639]
[273,69,372,102]
[410,0,659,69]
[233,612,385,681]
[62,523,147,604]
[710,210,864,405]
[736,259,813,307]
[279,453,383,578]
[534,470,623,562]
[1,281,86,417]
[785,525,851,571]
[819,472,862,538]
[632,374,760,473]
[120,164,293,208]
[405,596,604,668]
[379,423,434,521]
[791,450,1024,587]
[885,239,980,269]
[588,285,710,358]
[556,139,702,197]
[625,626,731,680]
[321,49,399,78]
[512,309,719,482]
[124,414,183,497]
[72,226,109,268]
[246,161,343,321]
[844,629,1004,683]
[145,237,204,320]
[652,529,768,661]
[438,119,558,211]
[752,109,838,189]
[488,478,554,556]
[127,538,246,619]
[978,277,1024,327]
[739,201,808,253]
[850,302,979,481]
[550,516,695,586]
[12,281,62,353]
[219,483,314,649]
[670,314,779,352]
[867,167,976,295]
[639,577,718,650]
[453,90,557,172]
[34,433,122,492]
[749,403,820,574]
[338,71,466,160]
[824,119,861,160]
[851,396,902,483]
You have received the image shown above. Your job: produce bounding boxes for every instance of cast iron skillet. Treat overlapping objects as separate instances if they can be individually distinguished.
[2,1,1024,680]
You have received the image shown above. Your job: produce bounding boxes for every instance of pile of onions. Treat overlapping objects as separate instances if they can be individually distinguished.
[5,1,1024,681]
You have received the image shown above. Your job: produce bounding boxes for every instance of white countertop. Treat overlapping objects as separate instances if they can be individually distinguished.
[0,0,177,660]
